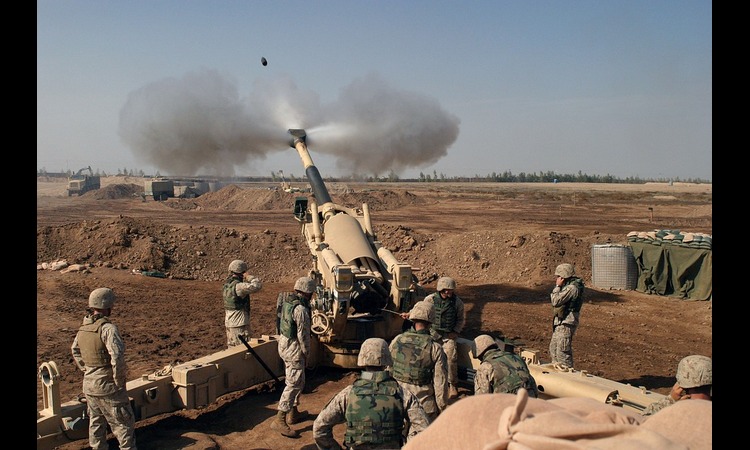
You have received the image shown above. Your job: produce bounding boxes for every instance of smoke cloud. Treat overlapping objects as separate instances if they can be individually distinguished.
[118,68,460,176]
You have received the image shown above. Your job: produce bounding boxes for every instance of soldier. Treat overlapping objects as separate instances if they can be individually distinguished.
[549,263,584,369]
[71,287,137,450]
[389,300,448,422]
[271,276,315,438]
[641,354,712,417]
[313,338,430,450]
[222,259,262,348]
[472,334,538,397]
[423,276,465,399]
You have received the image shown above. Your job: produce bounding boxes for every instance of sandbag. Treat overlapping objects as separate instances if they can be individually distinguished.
[403,390,710,450]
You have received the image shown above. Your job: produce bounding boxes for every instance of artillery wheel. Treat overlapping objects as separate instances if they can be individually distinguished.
[311,311,330,335]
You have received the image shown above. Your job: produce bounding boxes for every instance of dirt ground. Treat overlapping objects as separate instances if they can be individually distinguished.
[37,176,712,450]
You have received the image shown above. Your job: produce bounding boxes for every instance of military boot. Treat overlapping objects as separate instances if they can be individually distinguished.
[288,405,310,424]
[270,409,300,438]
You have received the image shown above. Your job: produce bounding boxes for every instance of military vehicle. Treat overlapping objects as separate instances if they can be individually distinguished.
[66,166,100,196]
[277,169,305,193]
[144,179,175,201]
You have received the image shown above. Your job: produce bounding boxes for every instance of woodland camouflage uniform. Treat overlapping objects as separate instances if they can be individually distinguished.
[474,348,538,397]
[313,338,429,450]
[389,301,448,422]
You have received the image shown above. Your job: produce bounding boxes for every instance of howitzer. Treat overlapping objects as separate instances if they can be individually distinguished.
[288,129,426,369]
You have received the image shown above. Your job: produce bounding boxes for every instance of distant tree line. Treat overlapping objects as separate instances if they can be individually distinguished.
[408,169,710,185]
[346,169,710,184]
[37,167,711,185]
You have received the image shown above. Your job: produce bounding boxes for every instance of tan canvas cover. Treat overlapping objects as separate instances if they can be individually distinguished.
[403,389,711,450]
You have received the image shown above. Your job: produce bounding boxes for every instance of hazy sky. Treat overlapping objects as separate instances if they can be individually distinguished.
[37,1,712,181]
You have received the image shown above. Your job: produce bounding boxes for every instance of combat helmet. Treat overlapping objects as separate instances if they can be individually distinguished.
[357,338,393,367]
[437,276,456,291]
[473,334,498,358]
[294,276,316,294]
[676,355,712,388]
[88,287,115,309]
[228,259,248,274]
[555,263,575,279]
[408,300,435,323]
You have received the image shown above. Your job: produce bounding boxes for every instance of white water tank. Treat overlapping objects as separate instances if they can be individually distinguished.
[591,244,638,290]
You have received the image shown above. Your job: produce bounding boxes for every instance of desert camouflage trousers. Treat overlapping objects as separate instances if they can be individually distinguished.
[549,324,576,369]
[86,390,137,450]
[226,325,250,348]
[278,364,305,412]
[435,334,458,386]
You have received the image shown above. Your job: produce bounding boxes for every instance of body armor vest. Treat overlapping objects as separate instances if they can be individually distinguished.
[345,371,404,446]
[431,292,457,333]
[391,329,435,385]
[553,277,585,320]
[223,275,249,310]
[484,349,537,397]
[77,316,111,368]
[279,293,309,339]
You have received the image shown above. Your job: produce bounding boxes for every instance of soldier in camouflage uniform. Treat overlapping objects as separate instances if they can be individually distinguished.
[71,288,137,450]
[389,300,448,422]
[222,259,262,348]
[472,334,538,397]
[642,354,712,417]
[313,338,429,450]
[271,276,315,438]
[423,276,465,399]
[549,263,584,369]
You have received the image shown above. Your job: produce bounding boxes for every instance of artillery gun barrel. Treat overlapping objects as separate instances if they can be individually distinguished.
[288,129,332,205]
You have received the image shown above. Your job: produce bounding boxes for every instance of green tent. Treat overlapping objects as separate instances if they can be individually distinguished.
[629,232,712,301]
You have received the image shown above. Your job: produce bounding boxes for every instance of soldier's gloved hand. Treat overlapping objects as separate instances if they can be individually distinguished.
[243,275,262,290]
